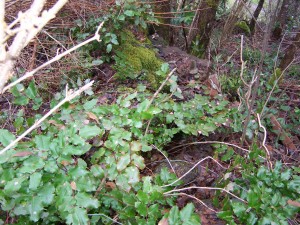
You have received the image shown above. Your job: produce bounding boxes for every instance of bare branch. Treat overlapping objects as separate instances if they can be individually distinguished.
[0,81,94,155]
[2,21,104,94]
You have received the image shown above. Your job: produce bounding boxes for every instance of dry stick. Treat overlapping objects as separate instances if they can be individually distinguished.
[164,186,247,203]
[167,141,266,160]
[152,145,176,174]
[2,22,104,94]
[144,68,176,135]
[257,113,272,170]
[161,156,227,188]
[241,0,281,144]
[165,193,217,213]
[0,81,94,155]
[146,67,177,110]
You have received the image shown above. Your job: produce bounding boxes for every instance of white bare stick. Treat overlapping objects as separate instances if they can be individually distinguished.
[152,144,176,174]
[0,81,94,155]
[164,186,247,203]
[257,113,272,170]
[161,156,227,188]
[167,141,266,160]
[0,0,68,92]
[2,22,104,94]
[146,67,177,110]
[165,193,217,213]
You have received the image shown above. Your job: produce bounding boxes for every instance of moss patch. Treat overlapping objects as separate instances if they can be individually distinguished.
[113,31,164,88]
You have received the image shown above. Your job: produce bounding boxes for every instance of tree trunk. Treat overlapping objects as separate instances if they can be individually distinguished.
[272,0,290,40]
[194,0,221,56]
[152,0,172,44]
[279,29,300,72]
[220,0,247,46]
[249,0,265,35]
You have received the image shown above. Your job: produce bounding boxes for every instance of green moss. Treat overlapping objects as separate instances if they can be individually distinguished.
[114,31,164,88]
[235,21,251,35]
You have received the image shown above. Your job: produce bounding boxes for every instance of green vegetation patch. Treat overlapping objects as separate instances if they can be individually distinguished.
[114,31,165,88]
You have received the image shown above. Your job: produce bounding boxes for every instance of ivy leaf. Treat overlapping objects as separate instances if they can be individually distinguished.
[106,44,112,53]
[29,196,44,222]
[117,154,131,171]
[124,10,134,16]
[231,201,246,217]
[247,190,260,209]
[125,166,140,184]
[4,177,26,193]
[92,59,103,66]
[116,174,131,192]
[66,207,89,225]
[29,172,42,190]
[79,125,102,139]
[75,192,99,209]
[35,135,51,150]
[131,154,145,169]
[135,201,147,217]
[0,129,16,147]
[83,99,98,110]
[38,183,55,205]
[130,141,142,152]
[168,206,180,225]
[25,81,38,99]
[180,203,194,222]
[281,169,291,181]
[19,156,45,173]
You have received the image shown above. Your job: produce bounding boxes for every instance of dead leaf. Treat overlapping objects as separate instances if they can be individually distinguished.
[287,200,300,207]
[105,182,116,189]
[270,115,296,150]
[13,151,33,157]
[158,218,168,225]
[70,181,77,190]
[48,120,65,129]
[61,160,71,166]
[86,112,99,124]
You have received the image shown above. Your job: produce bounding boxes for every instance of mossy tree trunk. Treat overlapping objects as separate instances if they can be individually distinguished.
[194,0,221,56]
[249,0,265,35]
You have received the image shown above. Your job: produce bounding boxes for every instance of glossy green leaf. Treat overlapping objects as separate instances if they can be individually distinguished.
[106,44,112,53]
[168,206,180,225]
[66,207,89,225]
[180,203,194,222]
[117,154,131,171]
[25,81,38,99]
[79,125,102,139]
[29,172,42,190]
[75,192,99,208]
[124,10,134,16]
[0,129,16,147]
[125,166,140,184]
[19,157,45,173]
[131,154,145,169]
[83,99,98,110]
